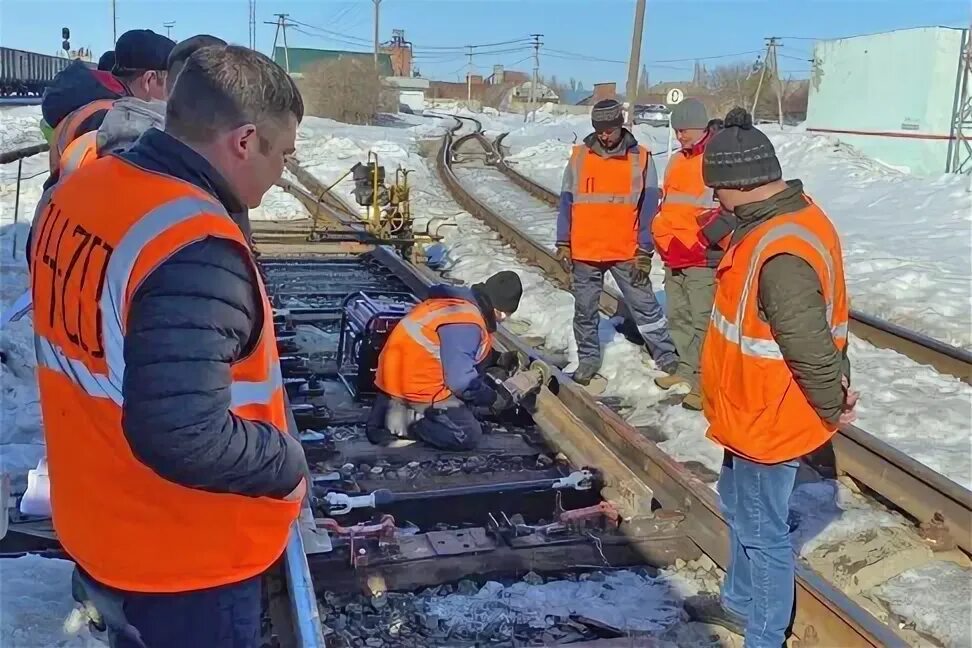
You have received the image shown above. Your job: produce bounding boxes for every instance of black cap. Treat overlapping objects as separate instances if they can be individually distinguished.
[474,271,523,314]
[591,99,623,130]
[167,34,226,71]
[97,50,115,71]
[702,107,782,190]
[112,29,176,74]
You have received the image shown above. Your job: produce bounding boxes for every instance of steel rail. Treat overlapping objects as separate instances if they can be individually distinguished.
[276,156,907,647]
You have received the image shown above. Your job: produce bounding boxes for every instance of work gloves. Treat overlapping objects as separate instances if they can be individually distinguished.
[631,248,653,287]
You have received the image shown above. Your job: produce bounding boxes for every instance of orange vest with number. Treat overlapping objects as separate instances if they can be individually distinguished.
[375,298,492,403]
[58,130,99,177]
[566,144,649,262]
[700,198,848,464]
[48,99,115,174]
[30,155,300,593]
[651,146,721,268]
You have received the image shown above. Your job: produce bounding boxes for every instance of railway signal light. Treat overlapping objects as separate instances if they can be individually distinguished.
[62,27,71,52]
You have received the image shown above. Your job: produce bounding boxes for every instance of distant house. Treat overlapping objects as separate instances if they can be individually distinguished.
[273,46,394,78]
[558,89,590,106]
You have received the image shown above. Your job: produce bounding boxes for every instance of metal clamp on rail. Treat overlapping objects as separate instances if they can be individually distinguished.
[318,470,596,516]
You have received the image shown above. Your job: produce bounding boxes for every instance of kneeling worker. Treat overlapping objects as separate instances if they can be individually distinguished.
[369,271,524,450]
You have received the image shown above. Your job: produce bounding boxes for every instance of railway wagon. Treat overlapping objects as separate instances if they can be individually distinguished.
[0,47,91,97]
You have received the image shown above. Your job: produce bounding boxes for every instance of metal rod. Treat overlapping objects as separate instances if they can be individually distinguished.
[13,158,22,260]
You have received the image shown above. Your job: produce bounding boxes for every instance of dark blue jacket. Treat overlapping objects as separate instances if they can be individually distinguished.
[426,284,499,407]
[117,128,305,499]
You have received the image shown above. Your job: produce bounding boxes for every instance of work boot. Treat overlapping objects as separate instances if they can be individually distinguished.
[571,363,600,386]
[681,390,703,411]
[654,373,690,390]
[682,594,746,636]
[365,425,416,448]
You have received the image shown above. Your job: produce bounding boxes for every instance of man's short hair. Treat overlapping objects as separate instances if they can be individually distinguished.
[166,45,304,145]
[166,34,227,93]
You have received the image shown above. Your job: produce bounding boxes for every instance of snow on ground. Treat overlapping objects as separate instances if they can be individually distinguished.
[0,106,968,642]
[505,118,972,350]
[0,554,104,647]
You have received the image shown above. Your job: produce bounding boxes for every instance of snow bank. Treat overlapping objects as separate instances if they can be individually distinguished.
[0,106,46,152]
[0,554,103,647]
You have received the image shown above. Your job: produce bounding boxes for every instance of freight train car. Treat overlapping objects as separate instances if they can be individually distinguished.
[0,47,92,97]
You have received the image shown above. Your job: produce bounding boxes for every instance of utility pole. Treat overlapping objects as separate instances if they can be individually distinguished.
[752,37,783,125]
[373,0,383,72]
[527,33,542,122]
[249,0,257,50]
[466,46,473,103]
[111,0,117,44]
[163,21,175,40]
[624,0,646,128]
[267,14,291,72]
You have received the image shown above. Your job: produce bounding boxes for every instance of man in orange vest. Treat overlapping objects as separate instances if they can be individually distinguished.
[685,108,858,647]
[368,272,524,450]
[651,98,735,410]
[31,45,306,647]
[556,99,677,385]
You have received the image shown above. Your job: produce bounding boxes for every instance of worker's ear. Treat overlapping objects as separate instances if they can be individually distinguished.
[230,124,259,160]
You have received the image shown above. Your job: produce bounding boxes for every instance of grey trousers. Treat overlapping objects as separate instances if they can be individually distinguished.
[664,266,716,389]
[572,260,677,369]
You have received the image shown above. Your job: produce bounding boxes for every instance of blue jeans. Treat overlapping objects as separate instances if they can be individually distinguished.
[718,451,798,648]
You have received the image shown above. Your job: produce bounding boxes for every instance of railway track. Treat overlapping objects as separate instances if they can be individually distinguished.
[256,147,915,646]
[0,126,966,647]
[429,116,972,642]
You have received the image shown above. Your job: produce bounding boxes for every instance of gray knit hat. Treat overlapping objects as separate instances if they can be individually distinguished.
[670,98,708,130]
[591,99,623,130]
[702,107,782,189]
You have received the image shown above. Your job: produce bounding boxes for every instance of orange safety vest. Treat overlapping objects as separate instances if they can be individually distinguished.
[58,130,99,177]
[700,199,849,464]
[651,148,721,268]
[566,144,649,262]
[374,298,492,404]
[30,156,299,593]
[48,99,115,174]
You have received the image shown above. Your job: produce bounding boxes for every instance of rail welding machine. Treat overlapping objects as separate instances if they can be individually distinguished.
[336,291,420,399]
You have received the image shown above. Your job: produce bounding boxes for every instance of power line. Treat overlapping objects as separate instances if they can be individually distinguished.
[413,37,534,52]
[288,18,371,44]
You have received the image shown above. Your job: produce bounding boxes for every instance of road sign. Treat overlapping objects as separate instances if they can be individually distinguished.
[666,88,684,105]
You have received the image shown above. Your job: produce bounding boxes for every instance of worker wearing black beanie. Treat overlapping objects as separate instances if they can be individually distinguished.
[686,106,854,645]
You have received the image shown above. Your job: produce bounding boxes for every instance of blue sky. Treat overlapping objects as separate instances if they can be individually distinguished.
[2,0,968,85]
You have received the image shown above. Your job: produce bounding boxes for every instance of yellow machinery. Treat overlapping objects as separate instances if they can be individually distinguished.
[300,151,451,263]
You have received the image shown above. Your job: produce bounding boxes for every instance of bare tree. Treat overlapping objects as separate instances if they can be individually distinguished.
[299,57,387,125]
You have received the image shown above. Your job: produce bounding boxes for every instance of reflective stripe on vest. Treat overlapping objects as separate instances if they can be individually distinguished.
[59,130,98,177]
[568,145,645,205]
[709,221,849,360]
[399,302,490,361]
